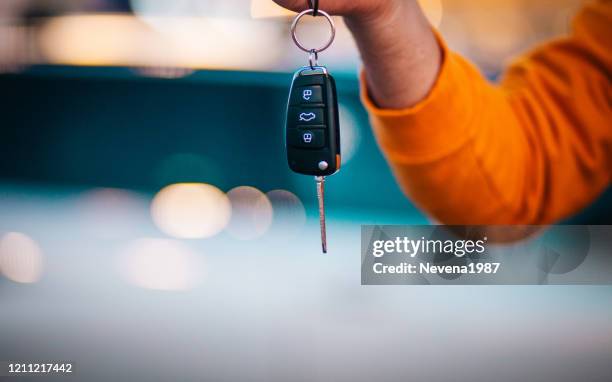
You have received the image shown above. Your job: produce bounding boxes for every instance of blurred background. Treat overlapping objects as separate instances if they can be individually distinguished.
[1,1,611,381]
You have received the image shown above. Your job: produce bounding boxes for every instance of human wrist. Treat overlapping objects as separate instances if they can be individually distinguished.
[344,0,442,108]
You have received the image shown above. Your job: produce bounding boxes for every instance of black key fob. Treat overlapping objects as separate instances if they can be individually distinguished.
[285,66,341,176]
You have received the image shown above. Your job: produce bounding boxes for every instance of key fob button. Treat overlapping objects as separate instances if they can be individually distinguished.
[291,86,323,105]
[288,129,325,148]
[290,107,325,125]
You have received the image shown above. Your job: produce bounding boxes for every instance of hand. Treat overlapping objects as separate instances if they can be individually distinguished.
[272,0,397,20]
[273,0,442,109]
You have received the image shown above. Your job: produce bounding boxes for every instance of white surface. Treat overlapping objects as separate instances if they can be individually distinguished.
[1,185,611,381]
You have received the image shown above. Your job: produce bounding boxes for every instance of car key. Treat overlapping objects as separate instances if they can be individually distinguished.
[287,6,340,253]
[286,65,341,177]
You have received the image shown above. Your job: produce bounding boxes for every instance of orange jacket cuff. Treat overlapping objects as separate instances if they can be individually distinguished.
[360,30,478,163]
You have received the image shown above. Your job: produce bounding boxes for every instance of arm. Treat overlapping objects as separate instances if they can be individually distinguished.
[363,1,611,224]
[276,0,612,224]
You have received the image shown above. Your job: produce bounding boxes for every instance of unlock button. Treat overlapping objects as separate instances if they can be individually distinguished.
[288,129,325,148]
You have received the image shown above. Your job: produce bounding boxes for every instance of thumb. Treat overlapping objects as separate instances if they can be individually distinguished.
[272,0,363,16]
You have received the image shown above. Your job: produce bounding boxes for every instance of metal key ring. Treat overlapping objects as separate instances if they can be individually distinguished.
[290,9,336,54]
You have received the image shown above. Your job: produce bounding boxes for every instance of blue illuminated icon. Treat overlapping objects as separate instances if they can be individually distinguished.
[302,89,313,101]
[299,112,316,122]
[302,133,313,143]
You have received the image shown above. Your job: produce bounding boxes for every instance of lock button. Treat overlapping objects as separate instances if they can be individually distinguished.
[288,128,325,148]
[290,86,323,105]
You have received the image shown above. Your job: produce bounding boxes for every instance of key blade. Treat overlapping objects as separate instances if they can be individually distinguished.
[315,176,327,253]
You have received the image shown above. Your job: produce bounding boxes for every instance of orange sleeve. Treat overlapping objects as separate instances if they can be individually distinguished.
[361,1,612,224]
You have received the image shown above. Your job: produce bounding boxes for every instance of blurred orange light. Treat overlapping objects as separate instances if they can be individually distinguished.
[39,14,283,70]
[225,186,273,240]
[0,232,43,284]
[40,14,147,67]
[151,183,231,239]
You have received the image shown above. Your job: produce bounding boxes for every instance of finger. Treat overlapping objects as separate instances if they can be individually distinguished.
[273,0,361,16]
[272,0,309,13]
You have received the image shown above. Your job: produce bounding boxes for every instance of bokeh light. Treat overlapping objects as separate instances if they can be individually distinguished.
[116,238,202,291]
[130,0,257,19]
[77,188,149,239]
[0,0,584,74]
[134,66,195,79]
[39,14,283,70]
[0,232,43,284]
[40,14,147,67]
[151,183,231,239]
[454,1,535,73]
[225,186,273,240]
[0,24,31,73]
[418,0,443,28]
[266,190,306,240]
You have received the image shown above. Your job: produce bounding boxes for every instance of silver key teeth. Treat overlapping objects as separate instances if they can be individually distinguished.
[315,176,327,253]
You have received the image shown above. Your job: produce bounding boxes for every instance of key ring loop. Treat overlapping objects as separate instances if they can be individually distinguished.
[290,9,336,54]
